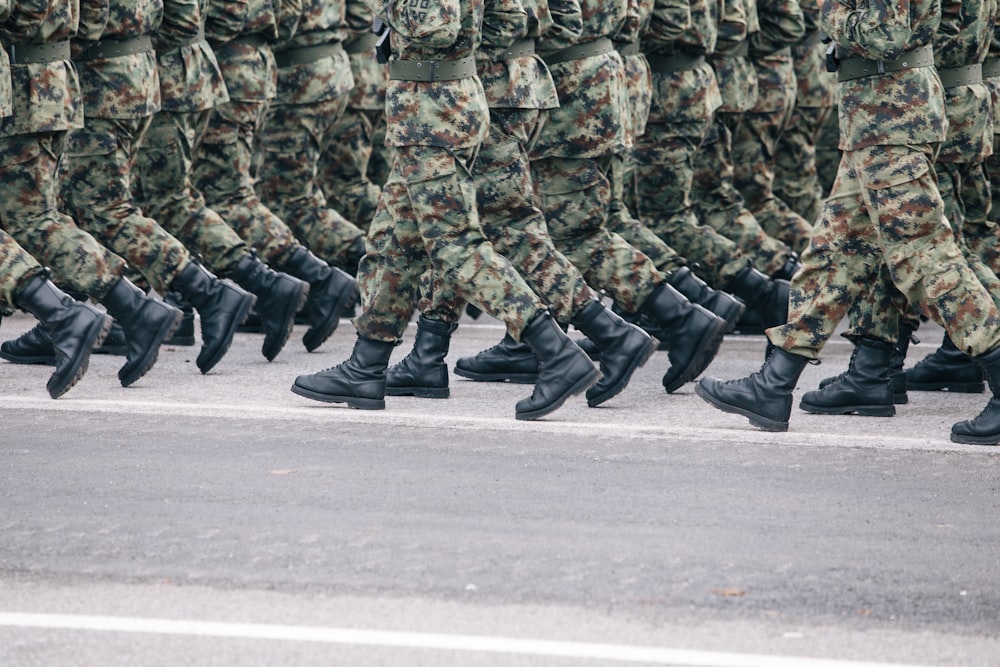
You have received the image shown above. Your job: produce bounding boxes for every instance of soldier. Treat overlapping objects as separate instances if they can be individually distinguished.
[254,0,369,274]
[695,0,1000,447]
[730,0,811,253]
[974,22,1000,273]
[133,0,311,364]
[318,0,391,235]
[382,0,656,408]
[291,0,600,421]
[0,0,193,387]
[193,0,358,353]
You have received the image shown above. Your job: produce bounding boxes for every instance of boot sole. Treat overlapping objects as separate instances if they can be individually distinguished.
[290,383,385,409]
[262,282,310,362]
[587,337,657,408]
[385,386,450,398]
[119,309,184,388]
[515,367,600,421]
[663,317,728,393]
[0,351,56,366]
[453,368,538,384]
[799,402,895,417]
[950,432,1000,445]
[48,315,113,399]
[693,382,789,432]
[908,381,985,393]
[199,294,256,374]
[303,280,357,353]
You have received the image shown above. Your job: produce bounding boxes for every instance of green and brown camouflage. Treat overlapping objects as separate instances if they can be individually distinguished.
[0,0,11,119]
[0,230,43,314]
[970,21,1000,272]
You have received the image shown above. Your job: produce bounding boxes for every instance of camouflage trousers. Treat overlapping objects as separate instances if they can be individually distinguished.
[733,104,813,254]
[774,104,835,226]
[133,108,248,275]
[0,229,42,313]
[192,100,301,267]
[633,116,747,290]
[769,144,1000,359]
[692,113,793,277]
[354,144,544,343]
[0,132,123,299]
[319,107,390,233]
[257,96,365,270]
[421,107,594,324]
[59,117,192,295]
[531,153,665,314]
[814,105,841,197]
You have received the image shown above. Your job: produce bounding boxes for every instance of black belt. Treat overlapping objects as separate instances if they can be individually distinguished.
[711,40,750,60]
[344,32,377,55]
[156,23,205,54]
[492,38,535,62]
[837,44,934,82]
[388,55,476,81]
[6,40,70,65]
[645,51,705,74]
[73,35,153,62]
[225,33,268,49]
[938,63,983,88]
[542,37,614,66]
[274,42,344,68]
[615,41,640,58]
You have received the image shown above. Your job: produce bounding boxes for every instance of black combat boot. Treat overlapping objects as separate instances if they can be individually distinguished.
[726,264,790,330]
[229,254,309,361]
[170,262,255,374]
[695,347,810,432]
[99,278,183,387]
[291,336,396,409]
[280,247,358,352]
[951,346,1000,445]
[0,323,57,365]
[799,338,895,416]
[515,310,600,420]
[668,267,746,334]
[163,291,196,346]
[637,282,728,393]
[818,325,915,404]
[454,333,539,383]
[905,334,984,393]
[385,315,458,398]
[13,274,113,398]
[771,253,802,281]
[570,300,655,407]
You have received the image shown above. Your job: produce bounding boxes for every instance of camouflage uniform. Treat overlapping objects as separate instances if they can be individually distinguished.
[768,0,1000,360]
[59,0,198,296]
[730,0,810,253]
[255,0,368,271]
[0,0,127,300]
[317,0,390,232]
[691,0,798,278]
[352,0,547,343]
[132,0,249,275]
[772,0,836,226]
[968,20,1000,273]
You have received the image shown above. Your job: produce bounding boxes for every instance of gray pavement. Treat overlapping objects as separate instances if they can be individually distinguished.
[0,308,998,667]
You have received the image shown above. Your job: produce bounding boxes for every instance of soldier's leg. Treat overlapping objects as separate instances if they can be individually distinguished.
[774,104,834,225]
[319,107,384,234]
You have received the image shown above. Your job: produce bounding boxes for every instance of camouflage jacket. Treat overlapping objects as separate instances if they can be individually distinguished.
[712,0,758,113]
[790,0,833,109]
[613,0,656,47]
[643,0,692,55]
[477,0,558,110]
[343,0,385,111]
[207,0,288,102]
[935,0,997,164]
[271,0,354,105]
[0,0,10,118]
[537,0,625,55]
[75,0,162,119]
[749,0,802,58]
[0,0,83,136]
[372,0,488,149]
[156,0,229,111]
[821,0,945,150]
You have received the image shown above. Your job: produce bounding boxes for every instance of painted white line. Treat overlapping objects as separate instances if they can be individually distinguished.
[0,612,927,667]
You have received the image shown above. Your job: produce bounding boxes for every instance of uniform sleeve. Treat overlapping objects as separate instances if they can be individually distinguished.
[716,0,749,53]
[750,0,804,56]
[820,0,916,61]
[370,0,462,47]
[646,0,691,45]
[0,0,11,23]
[204,0,251,45]
[1,0,51,42]
[543,0,583,45]
[77,0,111,42]
[274,0,302,43]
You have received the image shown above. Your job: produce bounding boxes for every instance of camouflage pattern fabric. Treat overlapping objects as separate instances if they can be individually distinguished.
[318,0,390,231]
[0,0,125,301]
[0,230,42,314]
[0,0,10,119]
[353,0,545,342]
[972,24,1000,274]
[768,0,1000,359]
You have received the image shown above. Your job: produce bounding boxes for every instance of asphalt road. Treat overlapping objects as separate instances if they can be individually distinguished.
[0,308,998,667]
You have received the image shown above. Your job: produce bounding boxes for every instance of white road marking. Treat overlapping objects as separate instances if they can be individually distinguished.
[0,612,928,667]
